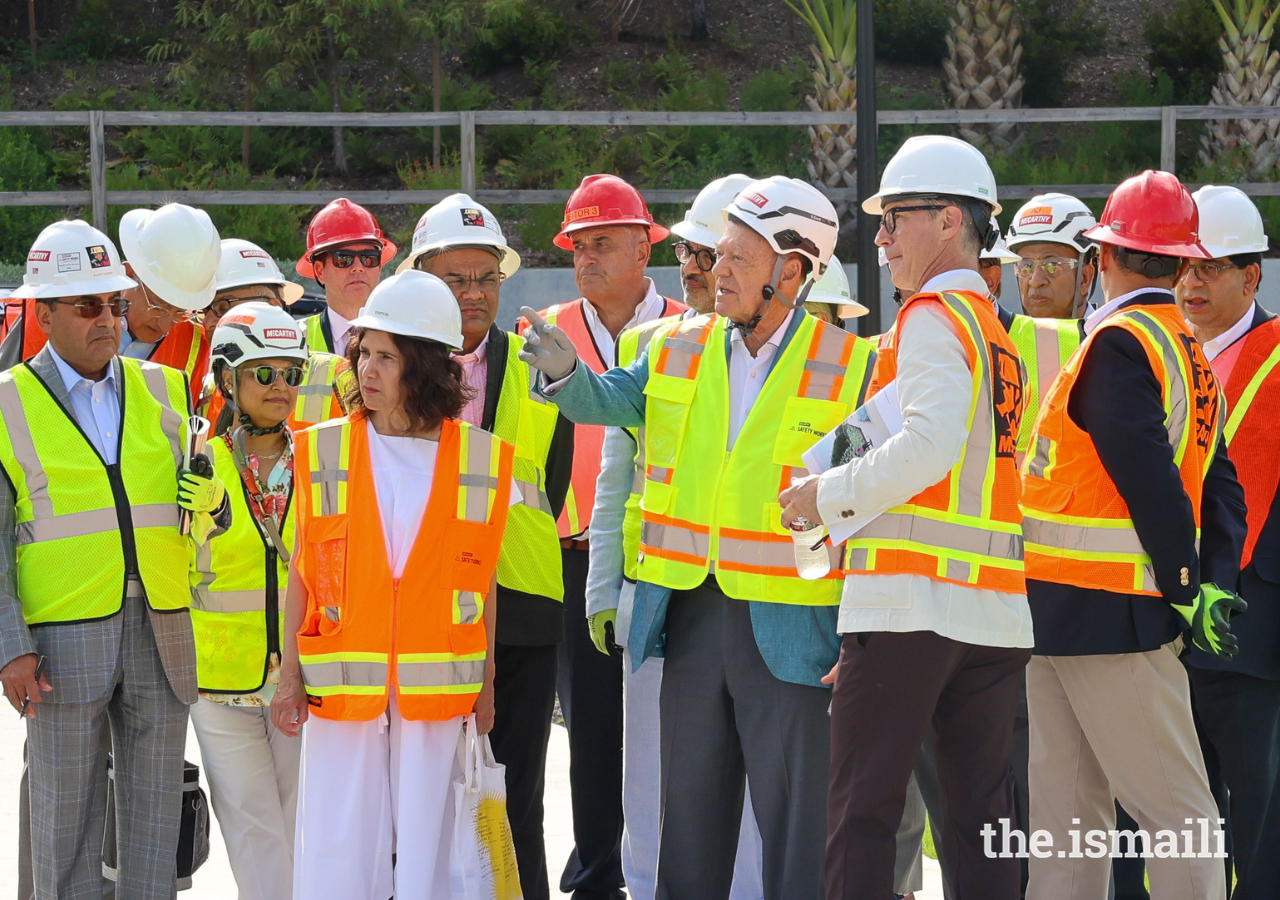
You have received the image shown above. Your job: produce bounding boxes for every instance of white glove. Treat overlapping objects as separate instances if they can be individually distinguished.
[518,306,580,382]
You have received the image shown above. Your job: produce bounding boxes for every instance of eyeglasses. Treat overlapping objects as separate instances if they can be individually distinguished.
[46,295,130,319]
[324,249,383,269]
[142,287,199,323]
[880,205,947,235]
[1014,258,1080,279]
[441,273,502,293]
[1184,261,1239,283]
[250,365,305,388]
[205,294,282,321]
[673,242,715,272]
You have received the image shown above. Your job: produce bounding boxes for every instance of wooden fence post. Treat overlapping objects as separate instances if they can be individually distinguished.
[1160,107,1177,175]
[460,111,476,196]
[89,110,106,232]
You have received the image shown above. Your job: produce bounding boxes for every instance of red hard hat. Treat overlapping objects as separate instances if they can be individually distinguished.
[1083,170,1210,259]
[553,174,671,251]
[296,198,398,278]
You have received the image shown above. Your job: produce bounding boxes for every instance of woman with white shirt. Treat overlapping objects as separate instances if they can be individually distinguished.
[189,303,310,900]
[271,270,519,900]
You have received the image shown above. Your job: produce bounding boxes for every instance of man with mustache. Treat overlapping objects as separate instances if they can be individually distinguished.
[516,174,684,900]
[400,193,573,900]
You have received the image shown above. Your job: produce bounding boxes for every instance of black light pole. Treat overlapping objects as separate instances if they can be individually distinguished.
[855,0,880,336]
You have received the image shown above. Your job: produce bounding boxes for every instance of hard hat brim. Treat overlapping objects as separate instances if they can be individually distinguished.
[296,236,399,279]
[838,300,870,318]
[1199,239,1270,258]
[11,272,138,300]
[668,219,720,250]
[862,188,1002,217]
[119,209,217,312]
[347,314,464,351]
[1082,224,1212,259]
[396,240,522,279]
[213,276,307,306]
[552,220,672,251]
[1005,234,1093,253]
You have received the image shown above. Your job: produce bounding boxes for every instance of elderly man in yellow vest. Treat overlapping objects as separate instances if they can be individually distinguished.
[520,176,876,900]
[0,220,228,899]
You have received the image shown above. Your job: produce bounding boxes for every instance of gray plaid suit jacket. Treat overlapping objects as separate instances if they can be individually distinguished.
[0,347,198,705]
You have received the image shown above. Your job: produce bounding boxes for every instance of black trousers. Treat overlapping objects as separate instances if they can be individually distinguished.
[1187,665,1280,900]
[490,640,559,900]
[556,547,625,900]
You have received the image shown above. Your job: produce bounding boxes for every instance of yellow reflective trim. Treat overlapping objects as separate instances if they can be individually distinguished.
[1225,341,1280,443]
[306,684,386,696]
[297,650,388,664]
[887,502,1023,534]
[1023,541,1152,565]
[399,684,483,695]
[847,537,1025,570]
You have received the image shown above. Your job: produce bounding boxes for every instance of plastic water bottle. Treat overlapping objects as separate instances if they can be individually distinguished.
[791,516,831,580]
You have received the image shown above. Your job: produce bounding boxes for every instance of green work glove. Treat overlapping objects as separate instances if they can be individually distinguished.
[178,453,226,513]
[1171,583,1247,659]
[588,610,618,657]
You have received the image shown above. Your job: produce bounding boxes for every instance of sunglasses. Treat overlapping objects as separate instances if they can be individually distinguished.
[880,205,947,235]
[673,242,716,272]
[47,295,130,319]
[250,365,305,388]
[324,249,383,269]
[1014,258,1080,279]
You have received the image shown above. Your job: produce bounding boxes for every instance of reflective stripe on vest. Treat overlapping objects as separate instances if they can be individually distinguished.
[523,297,686,539]
[1020,304,1221,595]
[1007,315,1081,463]
[845,291,1027,593]
[290,352,348,430]
[491,334,563,600]
[636,313,875,603]
[1221,320,1280,568]
[191,437,294,694]
[0,359,192,624]
[148,321,207,408]
[295,416,514,721]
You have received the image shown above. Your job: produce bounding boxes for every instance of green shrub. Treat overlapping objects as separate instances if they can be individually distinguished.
[874,0,950,65]
[1019,0,1108,107]
[1143,0,1223,104]
[47,0,169,62]
[0,129,58,264]
[464,0,586,72]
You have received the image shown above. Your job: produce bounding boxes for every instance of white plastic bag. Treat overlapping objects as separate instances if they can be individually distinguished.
[449,714,524,900]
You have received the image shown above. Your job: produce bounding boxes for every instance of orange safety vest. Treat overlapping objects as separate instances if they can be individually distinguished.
[4,298,207,406]
[519,296,685,539]
[1218,316,1280,570]
[1020,302,1222,596]
[294,415,515,722]
[845,290,1027,594]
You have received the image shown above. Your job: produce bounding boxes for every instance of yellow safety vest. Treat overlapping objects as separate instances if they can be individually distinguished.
[637,313,876,603]
[491,334,564,601]
[0,358,192,624]
[190,438,295,694]
[617,314,686,581]
[293,351,350,428]
[302,313,334,355]
[1007,314,1082,462]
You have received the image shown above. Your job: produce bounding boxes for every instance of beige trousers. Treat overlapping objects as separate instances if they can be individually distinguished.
[1026,645,1227,900]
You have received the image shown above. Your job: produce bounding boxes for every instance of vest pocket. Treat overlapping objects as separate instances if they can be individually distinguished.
[643,373,697,468]
[773,397,848,467]
[517,396,559,462]
[303,513,348,634]
[443,519,498,594]
[1021,477,1074,513]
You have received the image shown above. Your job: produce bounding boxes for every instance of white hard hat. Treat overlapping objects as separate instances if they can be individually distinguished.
[1006,193,1097,253]
[804,254,868,317]
[119,203,221,312]
[350,269,463,350]
[1192,185,1269,258]
[670,174,756,248]
[981,217,1021,263]
[11,219,138,300]
[211,301,309,370]
[397,193,521,278]
[863,135,1000,216]
[725,175,840,273]
[215,239,306,305]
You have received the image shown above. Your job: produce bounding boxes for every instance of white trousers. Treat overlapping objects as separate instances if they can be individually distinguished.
[190,698,300,900]
[622,647,765,900]
[293,697,464,900]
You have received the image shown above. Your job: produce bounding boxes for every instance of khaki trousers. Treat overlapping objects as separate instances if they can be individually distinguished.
[1026,646,1227,900]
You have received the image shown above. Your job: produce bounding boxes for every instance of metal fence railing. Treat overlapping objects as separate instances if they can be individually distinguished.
[2,105,1279,231]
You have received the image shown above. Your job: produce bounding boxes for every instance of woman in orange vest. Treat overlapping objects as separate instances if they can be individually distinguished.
[270,270,518,900]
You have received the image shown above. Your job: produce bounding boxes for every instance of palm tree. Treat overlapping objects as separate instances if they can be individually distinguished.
[942,0,1024,153]
[1200,0,1280,176]
[785,0,858,196]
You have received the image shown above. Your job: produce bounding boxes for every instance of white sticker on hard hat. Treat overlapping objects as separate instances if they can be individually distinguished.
[263,328,299,340]
[86,246,111,269]
[461,208,486,228]
[28,250,51,262]
[58,252,82,273]
[239,249,271,259]
[742,192,768,208]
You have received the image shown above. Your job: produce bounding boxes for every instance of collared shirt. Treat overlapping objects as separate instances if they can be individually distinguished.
[118,328,156,360]
[1083,287,1174,336]
[326,308,355,358]
[1199,301,1256,362]
[580,277,665,366]
[816,268,1034,649]
[48,344,121,465]
[727,310,793,448]
[454,331,490,427]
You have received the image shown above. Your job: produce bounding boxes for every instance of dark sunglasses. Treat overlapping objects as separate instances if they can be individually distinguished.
[250,365,305,388]
[674,242,716,272]
[46,295,130,319]
[324,249,382,269]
